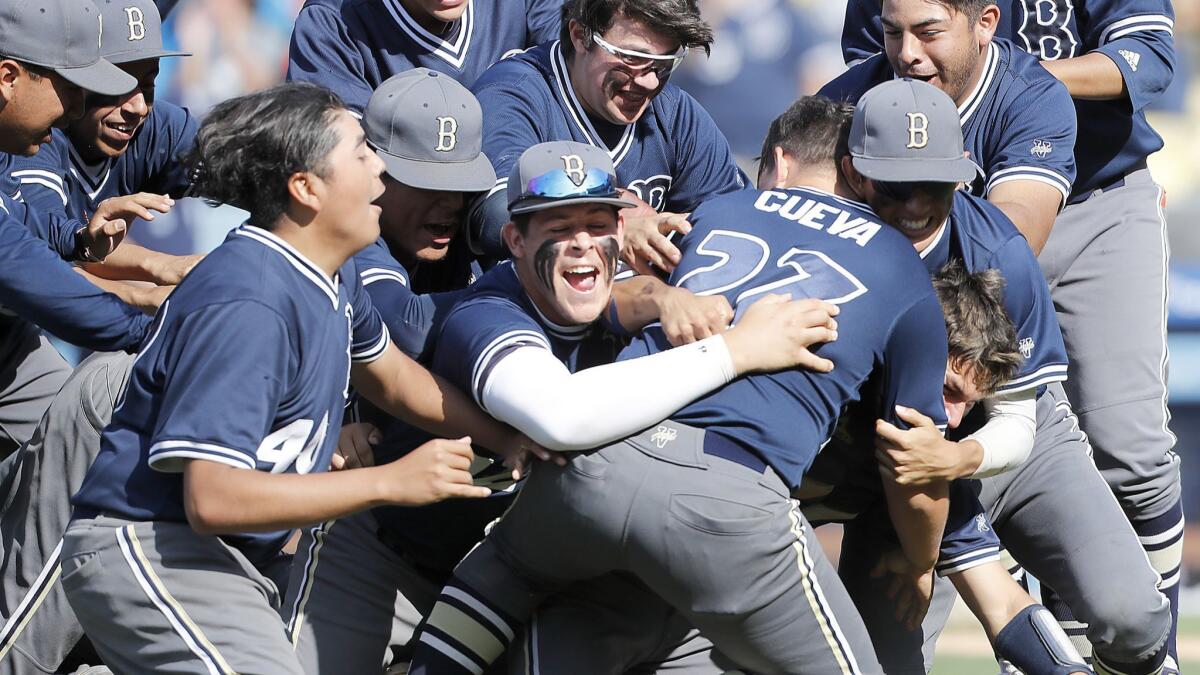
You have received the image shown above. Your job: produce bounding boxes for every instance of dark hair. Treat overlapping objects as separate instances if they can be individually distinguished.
[758,96,854,178]
[184,82,345,227]
[933,260,1022,396]
[925,0,994,21]
[558,0,714,56]
[0,57,47,81]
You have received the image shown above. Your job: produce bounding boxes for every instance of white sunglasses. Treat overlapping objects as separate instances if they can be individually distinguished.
[591,33,689,79]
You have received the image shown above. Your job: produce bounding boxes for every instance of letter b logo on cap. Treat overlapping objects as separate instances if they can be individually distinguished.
[124,6,145,41]
[561,155,586,186]
[435,116,458,152]
[906,112,929,150]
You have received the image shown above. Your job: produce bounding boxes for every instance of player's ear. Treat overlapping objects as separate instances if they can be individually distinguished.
[770,147,790,189]
[501,220,525,258]
[0,60,20,102]
[286,171,321,213]
[568,20,589,54]
[840,155,866,194]
[975,4,1000,43]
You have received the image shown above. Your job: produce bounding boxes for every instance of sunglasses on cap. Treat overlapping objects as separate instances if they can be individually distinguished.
[591,33,688,81]
[519,167,621,202]
[872,180,958,203]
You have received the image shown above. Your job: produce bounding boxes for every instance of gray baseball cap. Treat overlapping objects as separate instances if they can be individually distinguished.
[507,141,637,216]
[364,68,496,192]
[96,0,189,63]
[0,0,136,95]
[849,78,981,184]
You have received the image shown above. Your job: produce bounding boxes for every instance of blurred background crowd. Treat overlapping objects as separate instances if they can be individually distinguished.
[112,0,1200,655]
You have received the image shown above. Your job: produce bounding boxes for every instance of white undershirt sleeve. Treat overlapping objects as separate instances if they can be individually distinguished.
[966,387,1038,478]
[481,336,737,451]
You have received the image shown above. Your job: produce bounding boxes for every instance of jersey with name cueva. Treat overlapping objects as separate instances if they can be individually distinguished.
[840,0,1174,197]
[287,0,562,112]
[71,225,389,568]
[369,261,622,573]
[919,192,1068,394]
[468,41,748,257]
[1,101,197,229]
[819,38,1077,207]
[619,187,950,488]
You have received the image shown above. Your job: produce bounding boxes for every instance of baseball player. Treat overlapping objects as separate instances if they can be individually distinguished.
[465,0,747,267]
[409,95,977,673]
[840,1,1184,666]
[287,0,563,112]
[0,0,159,456]
[1,0,200,313]
[287,134,838,673]
[58,82,535,674]
[789,86,1170,674]
[819,0,1075,258]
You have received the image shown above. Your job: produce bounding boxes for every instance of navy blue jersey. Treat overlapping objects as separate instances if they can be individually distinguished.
[71,225,389,567]
[920,193,1068,394]
[287,0,562,112]
[469,41,748,257]
[1,101,196,222]
[620,187,949,488]
[370,261,621,574]
[840,0,1173,197]
[820,39,1077,206]
[0,193,150,350]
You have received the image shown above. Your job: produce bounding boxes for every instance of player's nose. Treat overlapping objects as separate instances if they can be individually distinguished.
[944,399,967,429]
[897,32,924,67]
[122,90,149,117]
[631,68,660,92]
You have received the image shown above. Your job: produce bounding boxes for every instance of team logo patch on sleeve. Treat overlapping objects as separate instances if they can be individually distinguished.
[1019,337,1035,359]
[1031,139,1053,159]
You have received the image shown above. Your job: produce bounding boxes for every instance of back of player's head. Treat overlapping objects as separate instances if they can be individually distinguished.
[758,95,853,178]
[933,260,1022,396]
[185,83,345,227]
[559,0,714,56]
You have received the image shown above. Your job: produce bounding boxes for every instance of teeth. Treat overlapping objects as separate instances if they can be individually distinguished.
[565,266,596,275]
[898,218,930,232]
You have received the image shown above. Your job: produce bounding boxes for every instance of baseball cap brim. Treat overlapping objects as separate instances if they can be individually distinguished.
[53,58,137,96]
[106,48,191,64]
[510,195,638,215]
[377,149,497,193]
[852,155,982,184]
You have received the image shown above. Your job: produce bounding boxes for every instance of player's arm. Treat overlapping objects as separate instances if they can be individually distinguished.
[607,275,735,345]
[286,3,373,113]
[985,183,1062,255]
[482,294,838,451]
[1043,1,1175,104]
[841,0,885,64]
[83,242,202,286]
[524,0,563,44]
[359,263,466,361]
[75,269,171,315]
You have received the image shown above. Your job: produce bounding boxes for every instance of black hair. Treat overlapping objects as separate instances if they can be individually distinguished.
[933,259,1022,395]
[558,0,714,56]
[183,82,345,228]
[758,95,854,178]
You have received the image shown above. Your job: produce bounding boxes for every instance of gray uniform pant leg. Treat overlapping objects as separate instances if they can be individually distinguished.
[282,510,438,674]
[1038,169,1179,521]
[452,424,882,675]
[61,516,303,675]
[979,383,1170,664]
[0,320,71,458]
[510,574,727,675]
[0,352,133,675]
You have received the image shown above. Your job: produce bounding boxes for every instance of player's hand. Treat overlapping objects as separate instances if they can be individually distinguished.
[381,437,492,505]
[723,294,839,375]
[620,212,690,275]
[332,422,380,471]
[147,252,204,286]
[870,548,934,631]
[656,286,733,346]
[876,406,975,485]
[87,193,175,259]
[494,430,563,481]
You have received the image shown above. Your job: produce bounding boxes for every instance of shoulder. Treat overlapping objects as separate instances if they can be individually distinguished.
[473,44,550,95]
[993,38,1068,96]
[818,54,889,101]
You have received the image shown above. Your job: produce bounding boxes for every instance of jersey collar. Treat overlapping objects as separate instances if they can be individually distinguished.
[917,218,950,260]
[66,143,115,202]
[958,42,998,125]
[235,225,341,308]
[550,41,636,167]
[382,0,474,70]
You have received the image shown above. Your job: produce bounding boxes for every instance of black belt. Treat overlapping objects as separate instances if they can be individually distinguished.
[702,431,768,474]
[1067,160,1147,206]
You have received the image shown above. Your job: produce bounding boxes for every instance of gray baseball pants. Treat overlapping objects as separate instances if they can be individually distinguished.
[0,318,71,458]
[414,422,881,675]
[0,351,133,675]
[62,516,301,675]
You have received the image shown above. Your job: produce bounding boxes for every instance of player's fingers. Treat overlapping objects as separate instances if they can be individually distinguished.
[330,453,346,471]
[650,233,682,268]
[792,350,835,374]
[443,483,493,499]
[895,405,933,428]
[875,419,904,443]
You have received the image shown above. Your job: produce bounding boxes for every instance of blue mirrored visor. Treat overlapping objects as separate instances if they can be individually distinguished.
[521,168,620,202]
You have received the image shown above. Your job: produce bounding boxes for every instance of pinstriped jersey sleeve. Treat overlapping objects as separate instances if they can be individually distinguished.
[1086,0,1176,112]
[431,297,549,411]
[982,75,1077,208]
[345,259,391,363]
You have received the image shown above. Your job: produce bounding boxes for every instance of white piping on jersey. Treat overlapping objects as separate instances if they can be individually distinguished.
[550,41,636,166]
[790,186,873,212]
[1100,14,1174,44]
[985,166,1071,205]
[471,329,553,407]
[66,143,115,201]
[235,225,341,308]
[486,177,507,199]
[382,0,474,69]
[10,169,67,206]
[351,323,391,363]
[958,42,998,125]
[997,363,1069,393]
[361,267,410,287]
[916,220,949,259]
[148,439,257,471]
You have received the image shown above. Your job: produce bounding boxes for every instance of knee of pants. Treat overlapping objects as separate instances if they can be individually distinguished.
[1078,588,1171,660]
